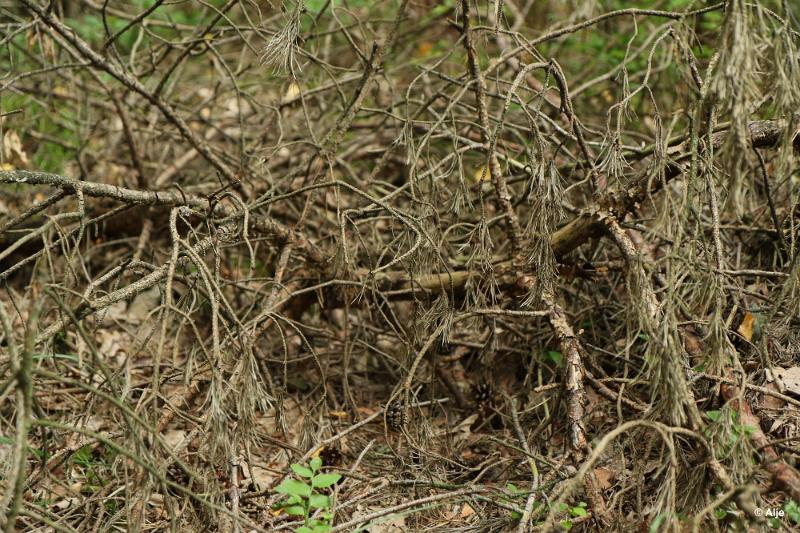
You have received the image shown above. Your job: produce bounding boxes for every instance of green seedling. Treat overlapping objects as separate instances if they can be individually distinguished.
[274,456,341,533]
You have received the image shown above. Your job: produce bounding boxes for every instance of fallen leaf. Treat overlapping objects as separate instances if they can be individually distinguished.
[251,465,277,490]
[472,165,490,183]
[681,326,703,356]
[760,382,785,410]
[415,41,433,58]
[126,286,161,324]
[452,413,478,445]
[3,130,29,168]
[594,466,616,490]
[737,312,755,342]
[282,82,301,104]
[460,503,475,518]
[769,417,786,433]
[52,497,79,510]
[351,508,406,532]
[101,300,128,326]
[163,429,187,450]
[771,367,800,396]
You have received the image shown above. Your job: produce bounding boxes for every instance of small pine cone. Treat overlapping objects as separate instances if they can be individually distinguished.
[318,446,343,468]
[385,401,408,431]
[166,463,189,488]
[472,380,496,411]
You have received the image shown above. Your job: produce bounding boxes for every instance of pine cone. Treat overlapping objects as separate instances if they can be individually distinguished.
[385,401,408,431]
[318,446,343,468]
[472,380,496,411]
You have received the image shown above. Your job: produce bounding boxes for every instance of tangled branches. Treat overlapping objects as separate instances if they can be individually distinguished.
[2,1,800,531]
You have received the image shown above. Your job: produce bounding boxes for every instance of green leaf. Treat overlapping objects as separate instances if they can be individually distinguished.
[705,410,723,423]
[292,463,314,478]
[276,479,312,498]
[546,350,563,367]
[649,513,668,533]
[312,473,341,488]
[306,520,331,533]
[785,500,800,524]
[570,506,588,518]
[284,505,305,516]
[311,456,322,471]
[560,519,573,531]
[296,527,313,533]
[713,507,726,519]
[30,447,47,459]
[304,0,328,13]
[309,493,330,509]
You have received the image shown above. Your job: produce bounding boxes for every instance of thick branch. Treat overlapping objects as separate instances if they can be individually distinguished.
[0,170,323,263]
[552,119,795,257]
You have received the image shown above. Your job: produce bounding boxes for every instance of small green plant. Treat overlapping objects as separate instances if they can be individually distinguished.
[704,409,757,459]
[501,483,527,520]
[274,457,341,533]
[557,502,588,530]
[72,444,115,493]
[544,350,564,368]
[0,435,48,460]
[785,500,800,525]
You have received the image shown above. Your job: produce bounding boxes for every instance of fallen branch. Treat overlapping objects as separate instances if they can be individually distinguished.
[552,119,796,258]
[720,382,800,502]
[0,170,323,263]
